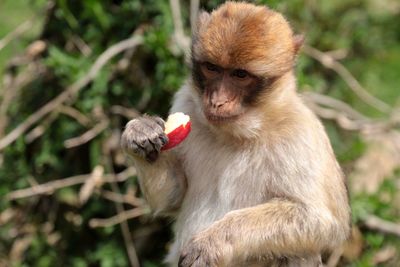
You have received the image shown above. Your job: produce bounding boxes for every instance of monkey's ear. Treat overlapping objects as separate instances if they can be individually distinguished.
[193,11,211,35]
[293,34,304,54]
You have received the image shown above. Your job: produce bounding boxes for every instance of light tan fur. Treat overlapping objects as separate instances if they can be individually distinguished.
[122,2,350,266]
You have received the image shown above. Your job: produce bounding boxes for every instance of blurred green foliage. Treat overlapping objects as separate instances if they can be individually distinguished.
[0,0,399,266]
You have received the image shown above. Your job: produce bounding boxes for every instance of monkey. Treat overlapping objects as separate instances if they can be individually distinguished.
[121,2,351,266]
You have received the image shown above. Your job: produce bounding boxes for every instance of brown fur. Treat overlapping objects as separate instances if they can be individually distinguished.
[122,2,350,266]
[193,2,297,77]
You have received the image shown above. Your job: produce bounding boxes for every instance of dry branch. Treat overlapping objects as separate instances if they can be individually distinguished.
[6,167,136,200]
[110,105,140,119]
[303,45,391,114]
[169,0,190,55]
[79,165,104,205]
[303,92,374,131]
[0,34,144,151]
[98,189,145,207]
[64,120,109,148]
[104,152,140,267]
[89,208,148,228]
[58,105,91,126]
[303,92,369,121]
[0,63,45,138]
[325,247,344,267]
[363,214,400,237]
[0,20,32,52]
[190,0,200,33]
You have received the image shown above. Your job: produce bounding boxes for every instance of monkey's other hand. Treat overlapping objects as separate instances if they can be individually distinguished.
[179,228,232,267]
[121,115,168,162]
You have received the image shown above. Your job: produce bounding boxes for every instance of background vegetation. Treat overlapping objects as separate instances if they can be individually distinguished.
[0,0,399,266]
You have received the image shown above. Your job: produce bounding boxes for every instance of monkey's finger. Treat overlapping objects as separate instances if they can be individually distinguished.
[142,116,164,133]
[123,138,147,159]
[153,116,166,130]
[149,133,169,151]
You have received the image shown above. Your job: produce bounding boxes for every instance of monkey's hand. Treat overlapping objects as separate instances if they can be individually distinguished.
[179,226,232,267]
[121,115,168,162]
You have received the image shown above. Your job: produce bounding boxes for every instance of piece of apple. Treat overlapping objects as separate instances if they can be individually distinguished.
[161,112,191,151]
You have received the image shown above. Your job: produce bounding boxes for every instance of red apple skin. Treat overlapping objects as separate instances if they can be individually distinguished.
[161,121,191,151]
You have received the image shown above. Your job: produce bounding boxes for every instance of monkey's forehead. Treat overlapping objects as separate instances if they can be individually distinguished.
[193,2,296,77]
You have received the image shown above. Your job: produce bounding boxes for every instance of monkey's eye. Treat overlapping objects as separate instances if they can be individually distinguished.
[232,69,249,79]
[205,62,219,72]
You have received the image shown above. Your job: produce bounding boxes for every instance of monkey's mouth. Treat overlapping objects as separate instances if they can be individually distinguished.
[204,113,241,123]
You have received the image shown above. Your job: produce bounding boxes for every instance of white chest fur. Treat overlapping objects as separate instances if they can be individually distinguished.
[174,122,269,247]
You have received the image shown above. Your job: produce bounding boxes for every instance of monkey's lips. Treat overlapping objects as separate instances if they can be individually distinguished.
[205,113,241,124]
[161,113,191,150]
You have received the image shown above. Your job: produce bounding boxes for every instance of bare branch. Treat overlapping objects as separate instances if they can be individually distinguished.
[25,110,60,143]
[0,63,45,138]
[0,34,144,151]
[303,92,399,135]
[64,120,109,148]
[190,0,200,33]
[110,105,140,119]
[309,104,365,130]
[169,0,190,54]
[89,208,148,228]
[104,152,140,267]
[79,165,104,205]
[6,167,136,200]
[363,214,400,237]
[58,105,91,126]
[302,92,369,121]
[303,45,391,114]
[98,189,145,207]
[325,247,344,267]
[0,20,32,52]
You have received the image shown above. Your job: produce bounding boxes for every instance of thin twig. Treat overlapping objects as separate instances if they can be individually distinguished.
[0,34,144,151]
[98,189,145,207]
[303,95,371,131]
[64,120,109,148]
[58,105,91,126]
[0,20,32,51]
[25,110,60,143]
[110,105,140,119]
[308,103,366,130]
[0,63,45,138]
[105,154,140,267]
[302,92,369,121]
[363,214,400,237]
[79,165,104,205]
[303,45,391,114]
[169,0,190,54]
[190,0,200,33]
[89,208,148,228]
[325,247,344,267]
[6,167,136,200]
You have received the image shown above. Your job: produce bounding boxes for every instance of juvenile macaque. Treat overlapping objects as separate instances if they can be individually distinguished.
[121,2,350,266]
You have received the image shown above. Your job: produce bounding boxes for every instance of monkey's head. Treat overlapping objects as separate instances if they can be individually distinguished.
[191,2,302,138]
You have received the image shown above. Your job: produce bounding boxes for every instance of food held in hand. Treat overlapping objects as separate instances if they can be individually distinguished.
[161,112,191,150]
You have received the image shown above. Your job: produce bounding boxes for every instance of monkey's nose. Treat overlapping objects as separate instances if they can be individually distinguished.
[212,100,229,109]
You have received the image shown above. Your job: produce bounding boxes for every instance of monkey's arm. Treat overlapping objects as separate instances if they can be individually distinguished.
[121,116,187,215]
[224,199,343,255]
[130,153,186,215]
[179,198,348,266]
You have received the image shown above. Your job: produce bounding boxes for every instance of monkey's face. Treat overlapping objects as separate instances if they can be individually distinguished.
[192,60,267,123]
[191,2,300,127]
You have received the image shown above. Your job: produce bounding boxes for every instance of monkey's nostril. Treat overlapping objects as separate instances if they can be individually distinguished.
[217,102,225,108]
